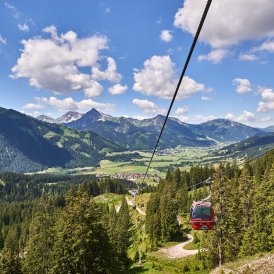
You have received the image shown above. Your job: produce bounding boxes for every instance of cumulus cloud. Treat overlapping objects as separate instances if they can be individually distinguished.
[160,30,173,42]
[175,106,189,115]
[174,0,274,49]
[225,112,234,120]
[108,84,128,95]
[257,88,274,112]
[174,0,274,63]
[237,110,256,122]
[22,103,44,110]
[92,57,122,82]
[226,111,256,123]
[18,23,29,32]
[11,26,122,97]
[198,49,229,63]
[35,96,115,112]
[133,55,207,99]
[132,99,165,114]
[233,78,252,94]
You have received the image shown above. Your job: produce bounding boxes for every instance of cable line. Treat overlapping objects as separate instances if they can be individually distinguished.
[142,0,213,184]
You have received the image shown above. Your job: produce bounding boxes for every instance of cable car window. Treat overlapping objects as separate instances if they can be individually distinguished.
[193,206,211,219]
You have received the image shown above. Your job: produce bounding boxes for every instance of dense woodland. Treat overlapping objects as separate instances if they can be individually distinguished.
[0,175,135,273]
[146,150,274,268]
[0,151,273,273]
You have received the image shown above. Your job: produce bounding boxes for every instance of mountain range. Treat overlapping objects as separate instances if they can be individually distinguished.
[213,132,274,158]
[0,107,123,172]
[1,106,273,172]
[65,108,263,150]
[37,111,83,124]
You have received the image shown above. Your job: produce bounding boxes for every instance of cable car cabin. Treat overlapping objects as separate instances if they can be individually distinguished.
[190,201,215,230]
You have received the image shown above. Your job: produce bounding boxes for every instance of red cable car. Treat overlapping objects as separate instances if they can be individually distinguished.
[190,201,215,230]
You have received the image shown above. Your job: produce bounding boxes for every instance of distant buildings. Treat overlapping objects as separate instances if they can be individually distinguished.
[95,172,160,182]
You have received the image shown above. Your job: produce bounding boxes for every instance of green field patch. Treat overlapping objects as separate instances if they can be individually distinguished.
[44,131,58,139]
[93,193,124,206]
[71,143,80,150]
[63,128,80,138]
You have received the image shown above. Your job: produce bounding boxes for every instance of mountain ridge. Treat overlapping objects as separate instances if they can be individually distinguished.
[0,107,123,172]
[66,110,263,150]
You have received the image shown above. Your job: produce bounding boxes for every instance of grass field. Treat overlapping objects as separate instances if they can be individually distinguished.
[35,146,224,178]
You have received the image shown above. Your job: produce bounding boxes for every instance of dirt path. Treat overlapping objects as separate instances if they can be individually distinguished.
[159,234,198,259]
[126,197,146,216]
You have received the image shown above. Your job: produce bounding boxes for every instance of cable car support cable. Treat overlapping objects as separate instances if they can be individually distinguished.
[141,0,213,184]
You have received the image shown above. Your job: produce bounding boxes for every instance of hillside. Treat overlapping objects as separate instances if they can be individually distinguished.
[213,132,274,158]
[0,107,123,172]
[194,119,262,143]
[67,109,263,150]
[264,125,274,132]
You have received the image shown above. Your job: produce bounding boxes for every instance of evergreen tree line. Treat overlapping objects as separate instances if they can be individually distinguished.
[146,151,274,269]
[202,151,274,268]
[0,188,132,274]
[145,164,215,246]
[0,172,137,201]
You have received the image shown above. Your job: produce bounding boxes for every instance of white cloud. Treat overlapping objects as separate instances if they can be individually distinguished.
[175,106,189,115]
[261,116,272,122]
[174,0,274,49]
[35,96,115,112]
[225,112,234,120]
[237,110,256,122]
[191,115,216,124]
[11,26,122,97]
[5,2,19,18]
[18,23,29,32]
[0,35,6,45]
[160,30,173,42]
[261,89,274,101]
[22,103,44,110]
[201,96,212,101]
[258,101,274,112]
[239,53,258,61]
[172,115,189,123]
[256,40,274,53]
[233,78,252,94]
[198,49,229,63]
[226,111,256,123]
[92,57,122,83]
[108,84,128,95]
[132,99,165,114]
[257,88,274,112]
[133,55,207,99]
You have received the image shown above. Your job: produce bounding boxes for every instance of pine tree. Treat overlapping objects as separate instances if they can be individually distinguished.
[0,247,22,274]
[239,167,255,257]
[116,196,131,269]
[252,164,274,253]
[52,188,115,274]
[22,202,55,274]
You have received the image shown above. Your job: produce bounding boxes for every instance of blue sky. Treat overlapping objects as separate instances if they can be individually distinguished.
[1,0,274,127]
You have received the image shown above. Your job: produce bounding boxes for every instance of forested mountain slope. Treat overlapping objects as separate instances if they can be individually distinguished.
[0,107,123,172]
[214,132,274,158]
[67,109,263,150]
[146,150,274,269]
